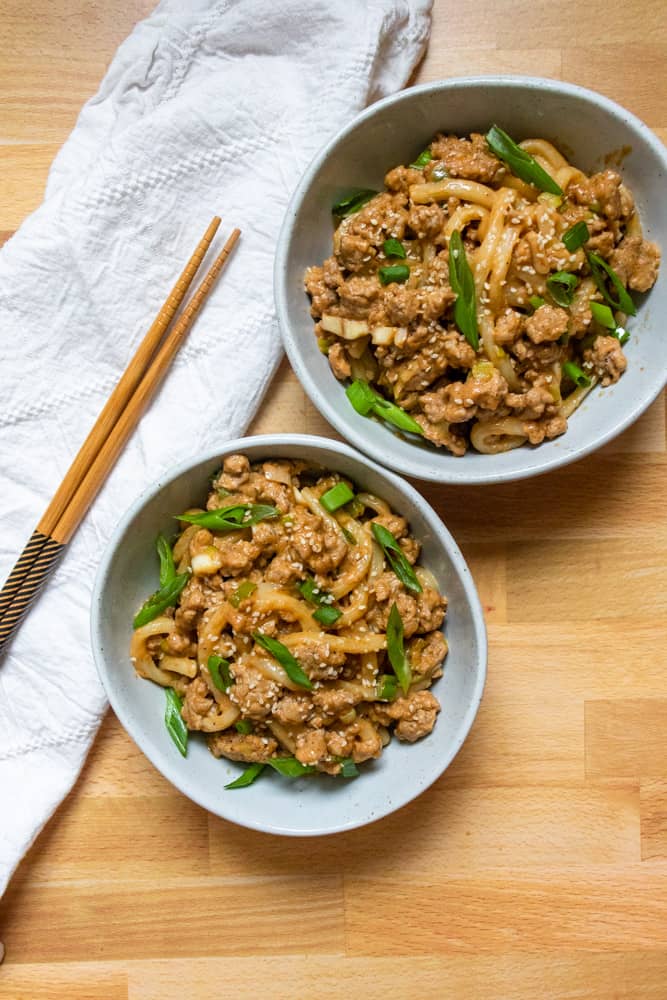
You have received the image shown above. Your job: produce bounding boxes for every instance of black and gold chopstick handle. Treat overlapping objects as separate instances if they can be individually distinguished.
[0,529,50,619]
[0,533,65,653]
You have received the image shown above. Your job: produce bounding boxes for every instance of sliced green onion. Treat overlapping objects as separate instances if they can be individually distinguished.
[332,189,377,218]
[346,378,377,416]
[387,603,412,696]
[298,576,332,606]
[337,757,359,778]
[529,295,545,311]
[345,378,423,436]
[546,270,578,307]
[486,125,563,196]
[208,654,233,691]
[379,264,410,286]
[409,147,433,169]
[371,394,425,435]
[229,580,257,608]
[371,522,422,594]
[177,503,278,532]
[133,572,190,629]
[589,301,616,329]
[312,606,342,626]
[377,673,398,701]
[616,328,630,346]
[562,220,590,252]
[164,688,188,757]
[342,527,357,546]
[448,229,479,349]
[587,252,636,316]
[252,633,313,690]
[383,237,406,259]
[267,757,317,777]
[225,762,265,789]
[562,360,591,388]
[156,533,176,588]
[320,481,355,512]
[235,719,253,734]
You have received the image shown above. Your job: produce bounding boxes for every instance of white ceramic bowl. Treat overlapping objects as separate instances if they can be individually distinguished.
[275,76,667,484]
[91,435,486,836]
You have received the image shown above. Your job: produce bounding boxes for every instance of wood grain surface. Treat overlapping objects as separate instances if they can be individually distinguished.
[1,1,666,997]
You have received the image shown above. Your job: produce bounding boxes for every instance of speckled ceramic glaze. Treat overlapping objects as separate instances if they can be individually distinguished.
[91,435,487,835]
[275,76,667,484]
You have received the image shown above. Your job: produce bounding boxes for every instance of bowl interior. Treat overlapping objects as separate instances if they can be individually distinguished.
[92,436,486,835]
[276,77,667,484]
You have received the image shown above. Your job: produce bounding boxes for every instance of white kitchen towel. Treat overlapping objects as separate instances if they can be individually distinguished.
[0,0,432,894]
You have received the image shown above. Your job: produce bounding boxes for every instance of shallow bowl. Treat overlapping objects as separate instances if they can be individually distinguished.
[91,434,487,835]
[275,76,667,484]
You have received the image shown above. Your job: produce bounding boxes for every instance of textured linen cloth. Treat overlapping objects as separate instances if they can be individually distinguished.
[0,0,432,894]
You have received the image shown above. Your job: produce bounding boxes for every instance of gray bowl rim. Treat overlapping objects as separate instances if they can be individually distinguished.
[274,74,667,486]
[90,433,488,835]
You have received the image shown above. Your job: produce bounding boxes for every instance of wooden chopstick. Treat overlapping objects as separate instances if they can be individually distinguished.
[0,216,220,621]
[0,225,240,654]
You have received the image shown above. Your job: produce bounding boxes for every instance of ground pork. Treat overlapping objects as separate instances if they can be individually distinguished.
[609,236,661,292]
[430,132,504,183]
[583,335,627,386]
[207,731,278,763]
[229,660,282,720]
[328,342,352,381]
[408,631,448,678]
[181,676,233,732]
[416,415,468,455]
[494,309,524,346]
[288,505,347,576]
[506,384,558,421]
[384,164,424,193]
[372,691,441,742]
[214,453,250,492]
[567,169,633,222]
[289,638,347,682]
[273,693,313,725]
[368,572,446,637]
[421,364,507,423]
[523,414,568,445]
[525,304,569,344]
[338,275,380,318]
[407,203,447,239]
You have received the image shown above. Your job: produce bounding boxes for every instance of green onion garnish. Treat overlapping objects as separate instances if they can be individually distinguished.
[299,576,330,605]
[156,533,176,587]
[177,504,278,532]
[337,757,359,778]
[546,271,578,307]
[587,252,636,316]
[345,379,424,436]
[590,301,630,345]
[409,147,433,169]
[208,654,233,691]
[448,229,479,349]
[252,633,313,690]
[529,295,545,311]
[225,762,265,789]
[371,394,425,434]
[133,571,190,629]
[229,580,257,608]
[346,378,377,416]
[377,673,398,701]
[562,221,590,252]
[332,189,377,218]
[486,124,563,196]
[312,606,342,626]
[164,688,188,757]
[371,522,422,594]
[378,264,410,286]
[320,482,355,513]
[342,527,356,545]
[589,301,616,329]
[382,237,406,259]
[562,360,591,388]
[267,757,317,777]
[235,719,253,734]
[387,604,412,696]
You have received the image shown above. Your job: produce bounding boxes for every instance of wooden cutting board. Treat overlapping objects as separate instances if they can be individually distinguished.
[1,2,666,997]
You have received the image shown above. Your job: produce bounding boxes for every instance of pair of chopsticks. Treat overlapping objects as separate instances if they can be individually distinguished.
[0,218,240,654]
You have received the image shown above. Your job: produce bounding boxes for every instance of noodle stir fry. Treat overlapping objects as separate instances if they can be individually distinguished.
[130,455,448,785]
[305,126,660,455]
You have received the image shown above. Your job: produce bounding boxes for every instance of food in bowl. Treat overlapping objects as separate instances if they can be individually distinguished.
[304,125,661,455]
[129,453,448,787]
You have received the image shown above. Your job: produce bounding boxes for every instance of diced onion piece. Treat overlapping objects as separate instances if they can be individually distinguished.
[320,314,343,335]
[341,318,369,340]
[191,546,223,575]
[394,327,408,348]
[370,325,397,345]
[160,656,197,678]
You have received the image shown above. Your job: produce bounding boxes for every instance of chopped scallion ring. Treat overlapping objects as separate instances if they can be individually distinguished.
[562,360,591,388]
[378,264,410,285]
[320,482,355,512]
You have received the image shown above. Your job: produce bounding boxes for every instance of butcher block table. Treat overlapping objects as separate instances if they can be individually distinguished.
[1,2,666,997]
